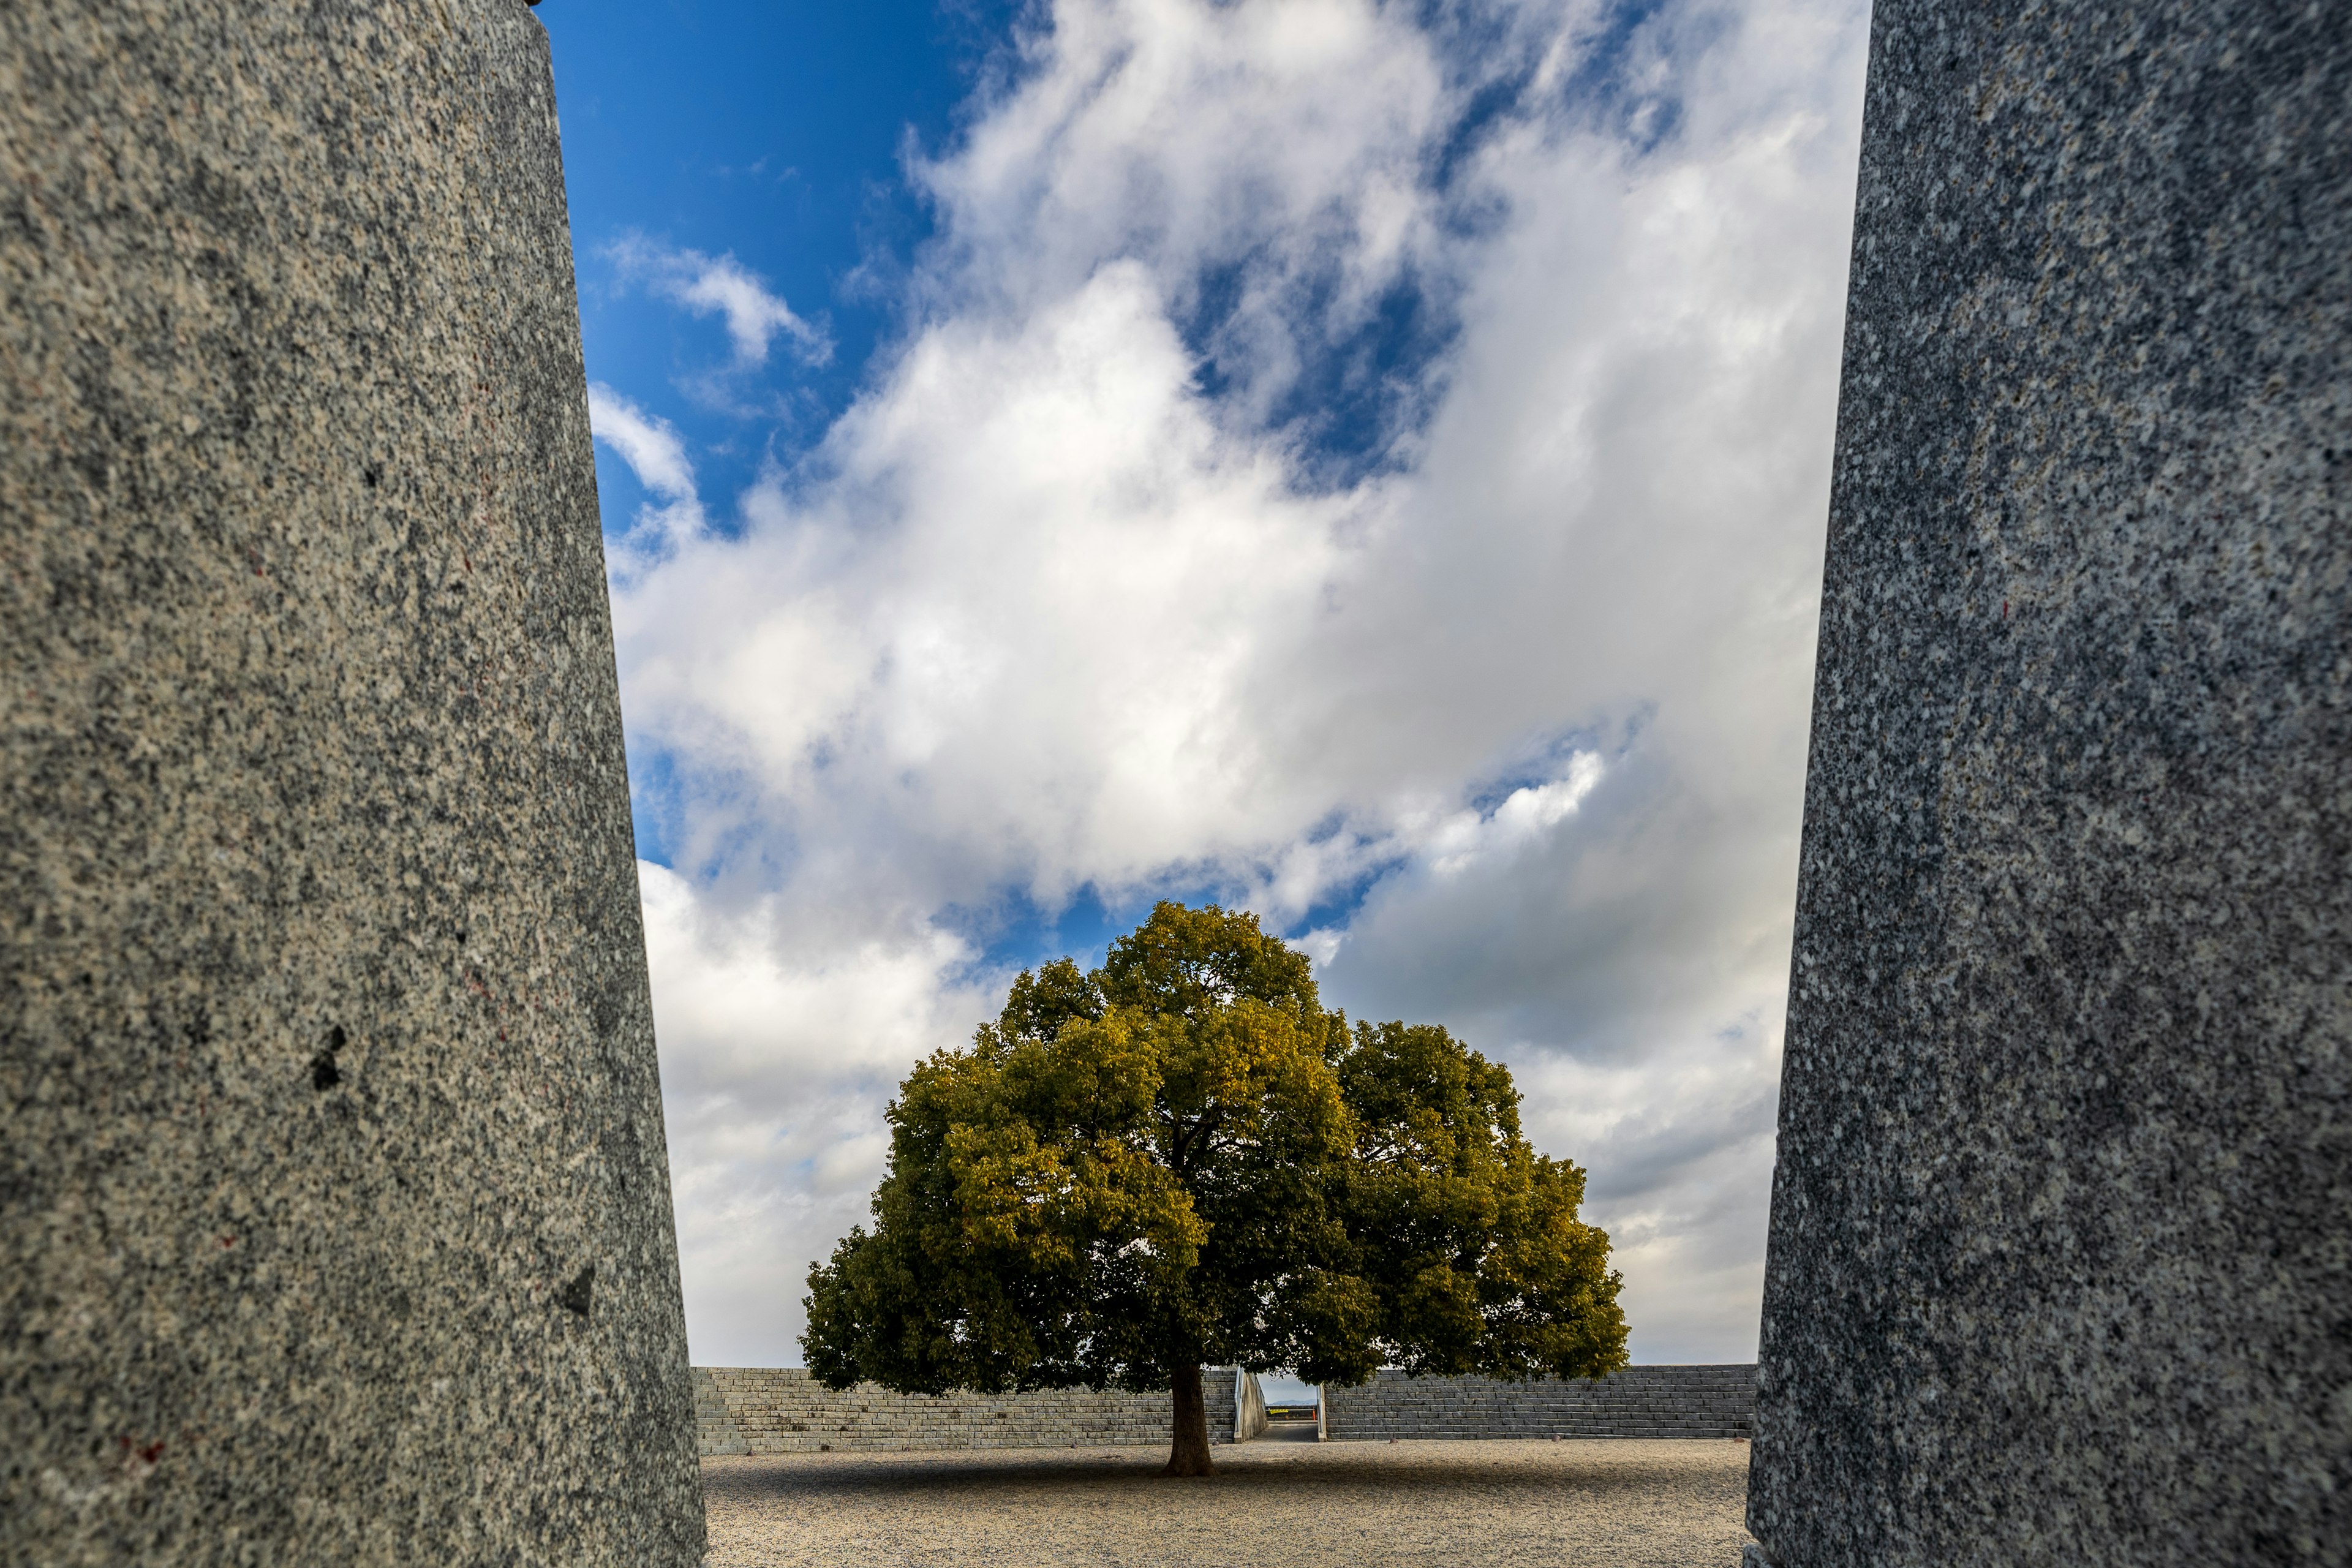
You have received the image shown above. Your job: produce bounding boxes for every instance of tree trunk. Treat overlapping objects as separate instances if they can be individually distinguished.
[1163,1363,1215,1477]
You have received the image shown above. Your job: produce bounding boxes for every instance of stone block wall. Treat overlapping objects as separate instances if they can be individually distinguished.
[695,1368,1245,1456]
[695,1365,1754,1454]
[1324,1366,1756,1441]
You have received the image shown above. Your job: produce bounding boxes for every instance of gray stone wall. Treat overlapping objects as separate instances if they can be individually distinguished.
[1,2,701,1564]
[1749,0,2350,1564]
[1325,1366,1756,1441]
[695,1366,1757,1453]
[695,1368,1244,1455]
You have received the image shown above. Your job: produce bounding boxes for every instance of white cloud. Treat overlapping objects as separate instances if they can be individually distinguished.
[610,236,831,368]
[639,861,1000,1365]
[614,0,1871,1367]
[616,261,1356,904]
[1420,753,1606,878]
[587,384,707,573]
[589,383,697,499]
[913,0,1452,428]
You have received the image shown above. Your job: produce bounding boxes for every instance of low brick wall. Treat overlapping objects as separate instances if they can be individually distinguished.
[695,1367,1244,1457]
[1323,1365,1756,1441]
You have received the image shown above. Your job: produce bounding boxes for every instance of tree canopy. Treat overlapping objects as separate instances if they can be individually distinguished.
[802,901,1627,1474]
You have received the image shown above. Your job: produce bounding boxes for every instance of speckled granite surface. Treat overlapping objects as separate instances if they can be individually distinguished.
[1749,2,2349,1566]
[1,4,703,1563]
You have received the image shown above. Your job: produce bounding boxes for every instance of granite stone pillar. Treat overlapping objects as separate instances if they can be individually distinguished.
[1747,2,2349,1564]
[1,4,704,1563]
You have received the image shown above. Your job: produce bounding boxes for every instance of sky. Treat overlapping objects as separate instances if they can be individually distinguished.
[541,0,1870,1371]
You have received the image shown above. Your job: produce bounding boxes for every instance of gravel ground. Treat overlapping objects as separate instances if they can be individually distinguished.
[701,1438,1757,1567]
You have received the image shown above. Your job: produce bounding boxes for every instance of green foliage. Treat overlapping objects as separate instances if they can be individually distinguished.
[1333,1020,1626,1381]
[803,902,1628,1401]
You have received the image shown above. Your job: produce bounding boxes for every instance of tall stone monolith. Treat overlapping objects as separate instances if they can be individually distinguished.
[1748,2,2348,1564]
[1,4,704,1562]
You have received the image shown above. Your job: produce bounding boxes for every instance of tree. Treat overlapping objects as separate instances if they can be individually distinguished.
[802,902,1628,1476]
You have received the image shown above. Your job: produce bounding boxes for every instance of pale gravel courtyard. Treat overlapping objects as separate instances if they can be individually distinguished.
[701,1438,1757,1567]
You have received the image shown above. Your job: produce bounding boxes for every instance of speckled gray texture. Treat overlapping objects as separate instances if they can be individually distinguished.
[0,3,703,1564]
[1749,2,2350,1566]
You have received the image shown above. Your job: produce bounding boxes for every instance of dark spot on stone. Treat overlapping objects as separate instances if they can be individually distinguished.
[557,1264,594,1318]
[363,464,381,488]
[310,1027,342,1091]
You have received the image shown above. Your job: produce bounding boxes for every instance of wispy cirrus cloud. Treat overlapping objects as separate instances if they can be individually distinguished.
[589,383,698,499]
[586,383,706,571]
[609,235,832,369]
[595,0,1871,1368]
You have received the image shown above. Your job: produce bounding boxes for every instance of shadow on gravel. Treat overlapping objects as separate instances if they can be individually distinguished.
[703,1442,1743,1498]
[700,1441,1754,1567]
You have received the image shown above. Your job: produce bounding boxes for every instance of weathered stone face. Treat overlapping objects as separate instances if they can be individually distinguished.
[1,3,703,1562]
[1749,2,2350,1564]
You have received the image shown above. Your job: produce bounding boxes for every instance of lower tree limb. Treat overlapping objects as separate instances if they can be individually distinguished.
[1163,1363,1215,1477]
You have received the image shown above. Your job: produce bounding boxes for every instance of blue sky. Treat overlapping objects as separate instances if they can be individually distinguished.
[552,3,1008,538]
[541,0,1871,1370]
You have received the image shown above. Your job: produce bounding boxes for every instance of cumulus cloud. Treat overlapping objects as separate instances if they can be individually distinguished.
[639,862,998,1363]
[912,0,1451,435]
[611,0,1870,1366]
[615,261,1354,902]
